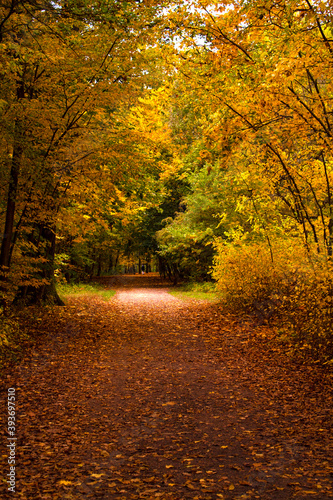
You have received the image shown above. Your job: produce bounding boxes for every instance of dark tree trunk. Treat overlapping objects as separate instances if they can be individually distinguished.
[165,262,173,282]
[0,119,23,272]
[15,223,64,306]
[97,256,102,277]
[158,256,165,278]
[108,255,113,273]
[114,250,119,271]
[172,264,180,286]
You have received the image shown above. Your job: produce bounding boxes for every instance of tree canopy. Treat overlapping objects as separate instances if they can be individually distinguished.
[1,0,333,359]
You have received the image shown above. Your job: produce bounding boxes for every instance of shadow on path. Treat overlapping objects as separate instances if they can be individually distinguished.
[93,273,172,290]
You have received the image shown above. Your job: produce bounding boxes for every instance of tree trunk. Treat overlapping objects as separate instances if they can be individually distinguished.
[108,255,113,273]
[15,223,64,306]
[0,119,23,272]
[97,255,102,276]
[166,262,173,282]
[114,250,120,272]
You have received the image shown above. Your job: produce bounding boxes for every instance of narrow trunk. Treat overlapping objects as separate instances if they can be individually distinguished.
[114,250,120,271]
[328,218,333,257]
[97,256,102,277]
[16,224,64,306]
[165,262,173,282]
[108,255,113,273]
[0,120,23,271]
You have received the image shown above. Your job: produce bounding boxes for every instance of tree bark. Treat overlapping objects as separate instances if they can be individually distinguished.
[0,119,23,271]
[15,223,64,306]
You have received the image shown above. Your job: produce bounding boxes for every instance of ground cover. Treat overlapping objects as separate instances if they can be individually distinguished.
[0,274,332,499]
[58,282,117,303]
[168,282,219,303]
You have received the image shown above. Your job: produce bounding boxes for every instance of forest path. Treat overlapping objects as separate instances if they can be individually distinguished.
[1,275,332,499]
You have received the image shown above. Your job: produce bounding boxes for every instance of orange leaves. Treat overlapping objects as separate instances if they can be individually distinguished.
[1,274,333,498]
[1,0,175,303]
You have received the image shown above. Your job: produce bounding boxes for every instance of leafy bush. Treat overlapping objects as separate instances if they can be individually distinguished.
[213,236,333,364]
[280,271,333,363]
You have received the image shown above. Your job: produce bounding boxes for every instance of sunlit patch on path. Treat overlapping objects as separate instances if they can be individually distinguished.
[115,288,178,304]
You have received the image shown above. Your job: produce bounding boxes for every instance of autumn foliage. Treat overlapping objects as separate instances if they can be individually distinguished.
[1,0,333,363]
[158,0,333,364]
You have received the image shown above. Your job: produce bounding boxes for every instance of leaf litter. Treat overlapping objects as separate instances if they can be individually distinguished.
[0,274,332,499]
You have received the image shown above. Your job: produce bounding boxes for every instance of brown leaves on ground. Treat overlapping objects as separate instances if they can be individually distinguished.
[1,274,332,499]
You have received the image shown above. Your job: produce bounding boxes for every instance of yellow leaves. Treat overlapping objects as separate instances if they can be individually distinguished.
[159,157,183,181]
[113,186,127,204]
[127,89,172,145]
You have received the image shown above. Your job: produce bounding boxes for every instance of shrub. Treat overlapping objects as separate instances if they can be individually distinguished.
[212,236,333,364]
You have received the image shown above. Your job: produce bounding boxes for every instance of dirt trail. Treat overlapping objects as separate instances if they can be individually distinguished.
[1,275,332,499]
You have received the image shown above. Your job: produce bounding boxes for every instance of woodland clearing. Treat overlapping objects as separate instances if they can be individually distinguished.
[0,274,332,499]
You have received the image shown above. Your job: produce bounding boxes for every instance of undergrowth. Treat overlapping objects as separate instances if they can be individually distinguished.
[213,237,333,366]
[58,282,116,302]
[169,281,218,302]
